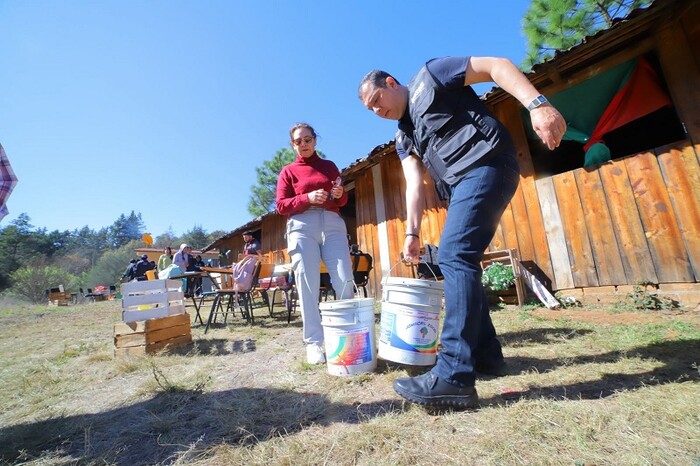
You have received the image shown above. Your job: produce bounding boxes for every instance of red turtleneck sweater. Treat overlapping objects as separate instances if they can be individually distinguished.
[276,152,348,216]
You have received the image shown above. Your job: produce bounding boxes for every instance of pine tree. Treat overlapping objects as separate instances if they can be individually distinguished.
[247,148,325,217]
[248,148,296,217]
[521,0,652,70]
[180,225,209,251]
[108,211,145,248]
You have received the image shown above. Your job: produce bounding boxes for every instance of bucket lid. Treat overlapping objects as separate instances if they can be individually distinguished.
[319,297,375,310]
[381,276,444,291]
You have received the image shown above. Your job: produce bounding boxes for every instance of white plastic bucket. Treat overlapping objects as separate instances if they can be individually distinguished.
[379,277,443,366]
[320,297,377,377]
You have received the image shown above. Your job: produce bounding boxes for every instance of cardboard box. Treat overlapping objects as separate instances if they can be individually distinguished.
[120,279,185,323]
[114,313,192,357]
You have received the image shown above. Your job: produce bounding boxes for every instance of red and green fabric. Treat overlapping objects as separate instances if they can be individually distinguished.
[522,57,672,166]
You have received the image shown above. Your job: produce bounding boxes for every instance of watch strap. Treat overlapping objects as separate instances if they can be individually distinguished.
[527,95,548,111]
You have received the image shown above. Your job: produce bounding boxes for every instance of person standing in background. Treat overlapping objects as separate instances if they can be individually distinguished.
[133,254,155,281]
[157,247,173,277]
[121,259,137,282]
[173,243,193,296]
[173,244,191,272]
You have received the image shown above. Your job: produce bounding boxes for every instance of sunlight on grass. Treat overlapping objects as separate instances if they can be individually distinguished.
[0,299,698,465]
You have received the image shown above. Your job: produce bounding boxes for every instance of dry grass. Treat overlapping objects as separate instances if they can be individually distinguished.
[0,297,698,465]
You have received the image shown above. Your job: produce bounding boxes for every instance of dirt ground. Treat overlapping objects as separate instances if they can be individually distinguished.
[199,304,700,390]
[531,307,700,325]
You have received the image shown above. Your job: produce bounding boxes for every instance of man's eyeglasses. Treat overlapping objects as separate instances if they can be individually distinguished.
[292,136,315,146]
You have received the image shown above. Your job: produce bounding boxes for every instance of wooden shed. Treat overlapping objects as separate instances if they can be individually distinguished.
[206,0,699,306]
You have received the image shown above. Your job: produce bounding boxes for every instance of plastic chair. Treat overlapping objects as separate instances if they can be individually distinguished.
[319,261,335,302]
[145,269,158,280]
[81,288,97,303]
[270,269,297,323]
[351,253,373,298]
[194,268,223,326]
[251,263,276,316]
[205,259,262,332]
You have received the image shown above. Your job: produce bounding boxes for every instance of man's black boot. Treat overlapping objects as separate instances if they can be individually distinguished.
[393,372,478,408]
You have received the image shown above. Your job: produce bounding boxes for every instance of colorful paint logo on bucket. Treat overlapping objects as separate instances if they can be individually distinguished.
[379,308,438,354]
[325,326,373,366]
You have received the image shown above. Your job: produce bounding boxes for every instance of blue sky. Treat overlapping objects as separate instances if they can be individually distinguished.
[1,0,532,237]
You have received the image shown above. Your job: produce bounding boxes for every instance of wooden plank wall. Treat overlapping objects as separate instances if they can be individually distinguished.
[350,155,449,297]
[217,141,699,300]
[573,168,627,285]
[379,154,448,279]
[349,141,700,297]
[625,149,693,283]
[261,214,288,264]
[533,140,698,290]
[381,156,406,276]
[657,143,700,279]
[491,98,555,283]
[354,167,381,297]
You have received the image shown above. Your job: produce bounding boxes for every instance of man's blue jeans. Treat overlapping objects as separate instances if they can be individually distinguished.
[432,151,520,387]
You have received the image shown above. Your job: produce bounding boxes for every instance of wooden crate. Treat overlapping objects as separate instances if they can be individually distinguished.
[114,313,192,357]
[120,279,185,323]
[481,249,527,307]
[48,291,72,306]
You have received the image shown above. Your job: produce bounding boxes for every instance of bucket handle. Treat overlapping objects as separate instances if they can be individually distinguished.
[382,258,439,303]
[339,279,363,300]
[387,255,440,281]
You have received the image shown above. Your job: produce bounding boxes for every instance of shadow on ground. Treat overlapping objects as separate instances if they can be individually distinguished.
[190,338,257,356]
[480,334,700,406]
[0,386,401,465]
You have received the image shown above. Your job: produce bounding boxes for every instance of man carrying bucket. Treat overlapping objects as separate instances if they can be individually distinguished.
[358,57,566,408]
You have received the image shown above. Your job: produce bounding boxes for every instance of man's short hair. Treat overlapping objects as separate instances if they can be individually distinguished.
[358,70,399,98]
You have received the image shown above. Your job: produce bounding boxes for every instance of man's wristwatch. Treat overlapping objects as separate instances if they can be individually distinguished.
[527,95,548,111]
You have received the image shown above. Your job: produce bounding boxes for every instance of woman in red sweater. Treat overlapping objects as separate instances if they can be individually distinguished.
[276,123,354,364]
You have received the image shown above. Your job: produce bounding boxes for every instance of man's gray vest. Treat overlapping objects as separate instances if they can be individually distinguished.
[397,64,514,199]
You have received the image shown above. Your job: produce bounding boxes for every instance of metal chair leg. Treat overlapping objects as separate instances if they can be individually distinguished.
[204,295,220,334]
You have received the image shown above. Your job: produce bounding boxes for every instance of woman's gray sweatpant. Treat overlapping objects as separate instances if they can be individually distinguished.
[286,209,354,345]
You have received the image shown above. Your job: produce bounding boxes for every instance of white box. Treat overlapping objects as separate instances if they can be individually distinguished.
[121,279,185,323]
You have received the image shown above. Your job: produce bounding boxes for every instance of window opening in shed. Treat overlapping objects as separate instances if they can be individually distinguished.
[523,53,686,179]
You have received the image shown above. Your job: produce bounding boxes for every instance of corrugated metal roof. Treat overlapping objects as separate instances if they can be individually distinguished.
[482,0,662,100]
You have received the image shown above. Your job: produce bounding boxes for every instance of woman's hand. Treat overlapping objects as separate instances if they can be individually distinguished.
[307,189,329,204]
[330,185,344,199]
[330,176,343,200]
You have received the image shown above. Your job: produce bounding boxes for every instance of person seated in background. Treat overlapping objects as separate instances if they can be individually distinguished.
[241,231,269,305]
[243,230,262,256]
[133,254,155,281]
